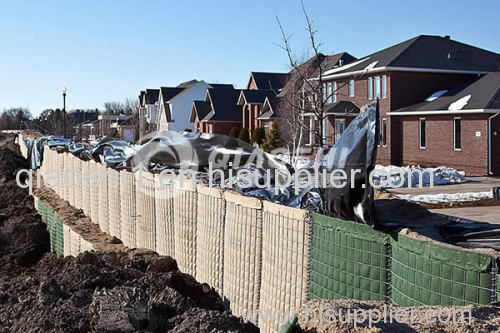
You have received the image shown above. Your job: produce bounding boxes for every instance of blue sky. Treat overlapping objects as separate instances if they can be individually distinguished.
[0,0,499,116]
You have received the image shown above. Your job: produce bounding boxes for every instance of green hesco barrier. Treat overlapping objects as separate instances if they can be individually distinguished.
[52,215,64,257]
[37,200,63,256]
[309,213,390,301]
[37,199,50,224]
[391,233,494,306]
[47,206,56,253]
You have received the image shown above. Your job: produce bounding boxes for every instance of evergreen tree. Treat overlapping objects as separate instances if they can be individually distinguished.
[228,127,240,138]
[262,122,283,152]
[250,127,266,145]
[238,128,250,143]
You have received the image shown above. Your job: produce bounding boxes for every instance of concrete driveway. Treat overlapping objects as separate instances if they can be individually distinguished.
[388,176,500,196]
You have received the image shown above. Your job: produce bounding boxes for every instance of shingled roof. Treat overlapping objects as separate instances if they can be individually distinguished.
[257,96,280,120]
[249,72,289,91]
[392,72,500,113]
[324,101,360,115]
[237,89,277,105]
[189,100,212,122]
[322,35,500,79]
[144,89,160,105]
[160,87,185,101]
[202,88,242,122]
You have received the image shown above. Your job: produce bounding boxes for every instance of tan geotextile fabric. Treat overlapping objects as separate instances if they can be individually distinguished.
[259,201,311,332]
[44,149,58,194]
[89,161,100,226]
[34,195,39,211]
[120,170,137,248]
[80,237,94,252]
[98,166,109,233]
[60,152,68,201]
[107,168,121,239]
[67,153,76,206]
[73,158,83,210]
[222,190,263,323]
[57,151,66,198]
[63,224,72,257]
[173,177,198,276]
[81,160,92,217]
[154,174,175,257]
[135,171,156,250]
[196,185,225,294]
[70,226,81,257]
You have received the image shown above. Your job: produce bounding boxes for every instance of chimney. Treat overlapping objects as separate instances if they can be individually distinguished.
[444,35,451,39]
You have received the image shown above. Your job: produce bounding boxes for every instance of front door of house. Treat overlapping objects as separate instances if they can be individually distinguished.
[335,118,346,143]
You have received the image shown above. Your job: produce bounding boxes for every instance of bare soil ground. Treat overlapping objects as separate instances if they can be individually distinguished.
[295,299,500,333]
[0,133,258,333]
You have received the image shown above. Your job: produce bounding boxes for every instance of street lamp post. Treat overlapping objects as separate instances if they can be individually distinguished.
[62,87,67,138]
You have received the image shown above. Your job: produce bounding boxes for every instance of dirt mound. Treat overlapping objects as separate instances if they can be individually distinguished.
[295,299,500,332]
[0,135,258,332]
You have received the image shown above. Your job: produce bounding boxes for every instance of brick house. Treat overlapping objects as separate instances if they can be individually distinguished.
[235,72,288,136]
[316,35,500,175]
[276,52,358,148]
[190,88,243,135]
[389,72,500,175]
[237,89,277,135]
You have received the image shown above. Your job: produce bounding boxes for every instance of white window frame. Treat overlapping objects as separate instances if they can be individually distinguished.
[333,82,337,103]
[322,117,329,145]
[381,75,387,98]
[368,77,373,99]
[419,118,426,149]
[453,117,461,151]
[374,76,381,98]
[322,83,327,102]
[326,82,332,103]
[348,79,355,97]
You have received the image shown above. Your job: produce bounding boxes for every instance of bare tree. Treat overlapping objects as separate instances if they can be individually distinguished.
[275,1,359,162]
[103,101,124,115]
[0,107,32,130]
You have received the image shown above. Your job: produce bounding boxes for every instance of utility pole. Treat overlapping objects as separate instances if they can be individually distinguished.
[62,87,67,138]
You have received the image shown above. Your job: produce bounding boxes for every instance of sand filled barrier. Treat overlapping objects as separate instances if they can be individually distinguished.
[154,174,175,257]
[173,177,198,276]
[135,171,156,250]
[223,191,263,324]
[196,185,226,295]
[119,170,137,248]
[259,201,311,332]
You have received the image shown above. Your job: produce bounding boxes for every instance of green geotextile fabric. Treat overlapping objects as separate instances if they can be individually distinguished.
[52,215,64,257]
[37,200,63,256]
[391,234,493,306]
[309,213,390,301]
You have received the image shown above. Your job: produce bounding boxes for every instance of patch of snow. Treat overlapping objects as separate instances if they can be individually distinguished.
[322,57,371,76]
[397,191,492,204]
[363,61,379,71]
[425,90,448,102]
[448,94,471,110]
[354,203,365,222]
[372,165,466,188]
